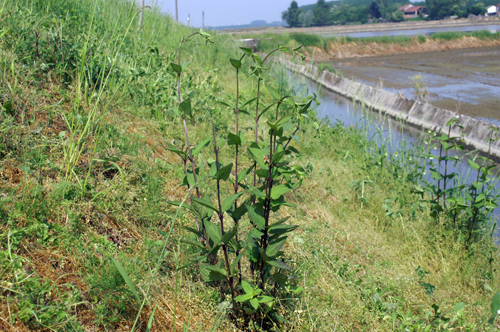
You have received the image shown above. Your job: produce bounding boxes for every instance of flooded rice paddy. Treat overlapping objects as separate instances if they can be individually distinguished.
[327,46,500,125]
[323,24,500,38]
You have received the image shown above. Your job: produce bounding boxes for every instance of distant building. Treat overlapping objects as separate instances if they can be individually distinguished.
[398,4,429,19]
[486,5,498,16]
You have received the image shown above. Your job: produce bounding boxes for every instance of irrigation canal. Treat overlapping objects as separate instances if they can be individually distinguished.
[287,70,500,231]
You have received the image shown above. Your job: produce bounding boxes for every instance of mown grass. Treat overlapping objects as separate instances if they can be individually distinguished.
[248,30,500,53]
[1,0,500,331]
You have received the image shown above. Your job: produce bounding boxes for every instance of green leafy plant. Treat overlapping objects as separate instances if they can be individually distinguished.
[166,32,312,327]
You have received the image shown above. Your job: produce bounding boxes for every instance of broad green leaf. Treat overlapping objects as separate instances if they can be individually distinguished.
[229,203,248,221]
[279,46,292,55]
[430,169,442,181]
[266,237,287,258]
[2,100,14,116]
[271,151,285,164]
[230,58,242,69]
[111,258,141,304]
[266,84,280,100]
[451,302,465,313]
[269,217,291,227]
[250,298,259,310]
[192,138,212,157]
[242,97,258,107]
[267,260,291,270]
[170,63,182,73]
[192,197,219,214]
[238,165,254,183]
[290,286,304,294]
[257,296,274,303]
[227,133,242,146]
[215,163,233,181]
[246,204,266,230]
[269,224,298,236]
[256,169,270,178]
[468,159,480,170]
[235,293,252,302]
[182,168,199,187]
[258,103,274,119]
[190,195,210,219]
[200,30,211,38]
[165,146,186,158]
[252,53,263,66]
[242,280,254,295]
[222,192,244,212]
[248,144,268,169]
[178,226,200,236]
[221,225,238,244]
[446,117,460,127]
[204,220,222,244]
[219,100,236,109]
[200,263,226,282]
[240,47,253,56]
[179,98,192,116]
[246,228,264,262]
[299,100,312,114]
[272,272,288,284]
[270,184,294,200]
[248,185,266,198]
[489,292,500,326]
[274,115,292,128]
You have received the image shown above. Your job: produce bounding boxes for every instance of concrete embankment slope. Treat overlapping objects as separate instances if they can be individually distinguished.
[279,57,500,159]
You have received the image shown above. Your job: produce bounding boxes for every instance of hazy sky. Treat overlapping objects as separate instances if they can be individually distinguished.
[156,0,319,27]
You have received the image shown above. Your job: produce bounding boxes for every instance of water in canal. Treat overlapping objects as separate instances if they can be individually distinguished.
[286,69,500,232]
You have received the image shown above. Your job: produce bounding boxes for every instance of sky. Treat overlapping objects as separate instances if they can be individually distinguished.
[155,0,319,27]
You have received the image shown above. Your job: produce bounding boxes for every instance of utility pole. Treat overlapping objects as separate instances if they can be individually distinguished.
[175,0,178,22]
[188,13,190,26]
[138,0,145,28]
[202,11,204,29]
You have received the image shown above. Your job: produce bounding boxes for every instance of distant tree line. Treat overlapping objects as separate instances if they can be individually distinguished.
[282,0,498,27]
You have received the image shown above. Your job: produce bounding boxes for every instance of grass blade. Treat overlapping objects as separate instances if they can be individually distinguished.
[111,258,141,305]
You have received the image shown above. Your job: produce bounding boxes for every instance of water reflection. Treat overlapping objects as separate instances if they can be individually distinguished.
[323,24,500,38]
[288,70,500,229]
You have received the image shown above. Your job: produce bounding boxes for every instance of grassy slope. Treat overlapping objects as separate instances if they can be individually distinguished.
[0,0,499,331]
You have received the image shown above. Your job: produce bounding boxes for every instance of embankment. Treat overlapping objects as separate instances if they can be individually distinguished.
[224,17,500,36]
[279,56,500,158]
[313,36,500,60]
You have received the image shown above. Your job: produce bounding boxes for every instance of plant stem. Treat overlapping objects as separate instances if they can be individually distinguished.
[177,33,209,248]
[443,126,451,210]
[254,79,261,188]
[213,124,237,317]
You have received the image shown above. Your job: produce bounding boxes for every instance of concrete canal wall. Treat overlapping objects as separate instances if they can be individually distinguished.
[279,57,500,158]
